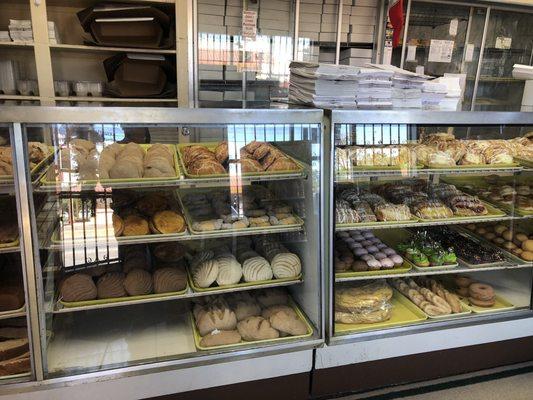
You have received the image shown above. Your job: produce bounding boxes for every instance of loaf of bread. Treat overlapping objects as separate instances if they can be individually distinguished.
[269,310,307,336]
[196,301,237,336]
[200,330,241,347]
[261,305,297,319]
[60,273,97,303]
[97,272,126,299]
[0,355,30,376]
[271,253,301,279]
[153,267,187,293]
[242,257,273,282]
[124,269,153,296]
[233,300,261,321]
[237,316,279,341]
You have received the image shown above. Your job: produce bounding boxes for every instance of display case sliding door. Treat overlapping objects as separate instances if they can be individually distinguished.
[327,110,533,345]
[0,107,324,381]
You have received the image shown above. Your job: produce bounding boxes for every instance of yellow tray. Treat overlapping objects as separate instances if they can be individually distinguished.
[417,201,506,223]
[177,142,306,179]
[336,217,418,230]
[0,304,25,317]
[337,164,423,171]
[514,157,533,168]
[40,144,181,187]
[59,284,189,308]
[335,261,411,280]
[334,291,427,335]
[425,162,520,169]
[187,268,303,293]
[0,372,31,381]
[395,290,472,320]
[178,190,304,236]
[460,295,515,314]
[0,146,54,183]
[0,237,19,249]
[191,298,314,351]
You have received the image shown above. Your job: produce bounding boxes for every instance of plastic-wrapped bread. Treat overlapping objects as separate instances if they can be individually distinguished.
[60,273,97,302]
[124,269,153,296]
[215,256,242,286]
[153,267,187,293]
[97,272,126,299]
[271,253,302,279]
[193,259,219,288]
[242,257,273,282]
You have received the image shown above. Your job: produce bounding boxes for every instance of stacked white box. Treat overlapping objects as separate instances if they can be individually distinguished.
[199,90,224,101]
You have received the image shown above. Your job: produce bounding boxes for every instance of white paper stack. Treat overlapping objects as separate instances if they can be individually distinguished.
[289,61,359,108]
[355,67,393,109]
[432,75,463,110]
[421,80,447,109]
[8,20,33,42]
[0,31,10,43]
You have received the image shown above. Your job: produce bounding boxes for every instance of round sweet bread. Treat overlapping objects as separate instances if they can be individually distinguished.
[236,249,259,264]
[97,272,126,299]
[150,210,185,234]
[60,273,97,302]
[122,215,150,236]
[193,259,219,288]
[242,256,273,282]
[190,250,214,268]
[153,267,187,293]
[135,193,168,217]
[216,256,242,286]
[271,253,301,279]
[124,269,153,296]
[112,214,124,237]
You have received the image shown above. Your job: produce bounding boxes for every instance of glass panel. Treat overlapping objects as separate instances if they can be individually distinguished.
[0,124,33,383]
[332,120,532,338]
[197,0,296,106]
[25,117,322,377]
[474,9,533,111]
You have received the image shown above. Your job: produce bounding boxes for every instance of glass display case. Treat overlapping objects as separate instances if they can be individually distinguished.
[327,110,533,343]
[1,107,324,379]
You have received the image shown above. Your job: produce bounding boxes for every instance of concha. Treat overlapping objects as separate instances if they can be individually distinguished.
[242,256,273,282]
[193,259,219,288]
[216,256,242,286]
[271,253,302,279]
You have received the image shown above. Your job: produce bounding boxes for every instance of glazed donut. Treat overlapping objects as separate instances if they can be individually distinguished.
[454,275,473,288]
[469,283,495,301]
[469,296,495,308]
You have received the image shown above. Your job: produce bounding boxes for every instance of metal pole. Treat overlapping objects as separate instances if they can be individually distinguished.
[12,123,45,381]
[293,0,300,61]
[335,0,344,65]
[399,0,412,69]
[460,7,474,74]
[375,0,387,63]
[471,6,491,111]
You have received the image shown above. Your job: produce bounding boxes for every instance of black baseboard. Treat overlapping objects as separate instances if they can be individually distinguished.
[147,372,310,400]
[310,336,533,399]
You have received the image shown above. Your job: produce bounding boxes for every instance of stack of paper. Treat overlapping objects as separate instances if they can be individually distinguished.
[421,80,447,109]
[289,61,359,108]
[8,20,33,42]
[48,21,61,44]
[355,67,393,109]
[0,31,10,43]
[432,75,463,110]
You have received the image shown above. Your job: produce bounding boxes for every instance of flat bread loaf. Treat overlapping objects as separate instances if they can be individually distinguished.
[242,256,273,282]
[271,253,301,279]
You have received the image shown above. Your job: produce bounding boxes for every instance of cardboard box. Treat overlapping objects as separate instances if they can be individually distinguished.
[350,24,375,35]
[260,9,290,21]
[199,14,224,26]
[226,0,244,5]
[349,15,373,25]
[199,64,224,71]
[260,28,290,36]
[198,0,225,5]
[199,90,223,101]
[348,33,374,42]
[227,26,241,36]
[321,13,339,25]
[298,4,322,13]
[340,47,373,58]
[197,4,225,16]
[319,49,336,62]
[319,32,337,42]
[323,4,349,14]
[299,22,318,31]
[321,23,349,33]
[350,6,377,17]
[300,0,323,4]
[199,24,227,34]
[354,0,378,6]
[340,57,370,66]
[224,16,241,27]
[225,6,243,17]
[260,0,291,11]
[199,70,224,80]
[298,31,319,41]
[300,13,321,23]
[258,19,289,31]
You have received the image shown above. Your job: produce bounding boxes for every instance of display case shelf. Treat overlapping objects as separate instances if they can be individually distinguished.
[0,42,34,49]
[54,97,178,103]
[50,44,176,55]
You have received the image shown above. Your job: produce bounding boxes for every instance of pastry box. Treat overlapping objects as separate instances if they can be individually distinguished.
[40,143,181,190]
[334,290,427,335]
[187,268,303,293]
[191,298,313,351]
[176,142,306,180]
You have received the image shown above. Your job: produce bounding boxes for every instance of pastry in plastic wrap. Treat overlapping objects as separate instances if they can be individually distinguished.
[200,330,241,347]
[214,141,229,164]
[215,256,242,286]
[193,259,219,288]
[60,273,97,302]
[445,194,488,216]
[335,280,393,312]
[153,267,187,293]
[242,256,273,282]
[459,151,484,165]
[124,269,153,296]
[335,200,361,224]
[195,300,237,336]
[97,272,126,299]
[374,203,411,221]
[237,316,279,341]
[239,158,263,173]
[267,157,299,172]
[271,253,301,279]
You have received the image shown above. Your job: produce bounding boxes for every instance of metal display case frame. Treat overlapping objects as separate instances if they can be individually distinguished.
[324,109,533,348]
[0,106,326,392]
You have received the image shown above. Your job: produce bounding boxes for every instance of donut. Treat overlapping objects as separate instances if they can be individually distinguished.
[454,275,472,288]
[469,297,495,307]
[469,283,495,301]
[456,287,469,297]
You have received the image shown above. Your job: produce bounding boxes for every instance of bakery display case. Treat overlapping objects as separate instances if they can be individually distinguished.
[326,110,533,343]
[2,107,324,379]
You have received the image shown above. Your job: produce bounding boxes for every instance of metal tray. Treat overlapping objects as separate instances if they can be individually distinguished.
[39,144,181,190]
[187,268,303,293]
[177,142,306,180]
[191,298,314,351]
[178,190,304,236]
[0,237,19,249]
[334,290,427,335]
